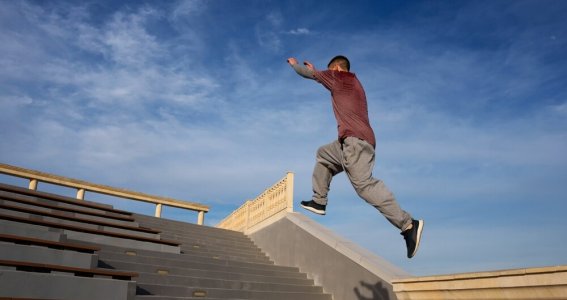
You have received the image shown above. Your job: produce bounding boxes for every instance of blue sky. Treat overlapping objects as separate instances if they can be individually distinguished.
[1,0,566,276]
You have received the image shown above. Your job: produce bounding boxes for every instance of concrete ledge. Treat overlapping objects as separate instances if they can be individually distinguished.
[0,233,100,253]
[0,243,97,269]
[247,212,409,300]
[0,191,136,222]
[0,212,180,247]
[0,269,136,300]
[392,265,567,300]
[64,230,181,254]
[0,208,160,239]
[0,220,64,242]
[0,215,180,254]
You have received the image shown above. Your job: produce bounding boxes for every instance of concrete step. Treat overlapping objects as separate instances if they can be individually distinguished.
[134,271,319,292]
[141,225,252,246]
[97,250,292,275]
[0,269,135,300]
[143,222,247,237]
[0,192,136,224]
[181,248,271,265]
[62,230,180,254]
[150,228,265,255]
[160,232,260,249]
[98,259,311,285]
[175,239,266,255]
[180,245,262,259]
[0,215,181,254]
[0,208,160,239]
[136,296,240,300]
[139,228,262,253]
[75,239,272,265]
[99,258,306,279]
[0,198,140,227]
[134,214,247,239]
[0,219,64,242]
[78,241,270,263]
[0,242,96,269]
[177,246,272,264]
[169,235,265,251]
[136,283,332,300]
[149,232,272,262]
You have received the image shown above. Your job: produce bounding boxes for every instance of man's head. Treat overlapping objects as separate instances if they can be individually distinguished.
[327,55,350,72]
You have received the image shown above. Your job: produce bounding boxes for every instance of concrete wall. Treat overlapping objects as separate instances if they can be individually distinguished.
[247,212,409,300]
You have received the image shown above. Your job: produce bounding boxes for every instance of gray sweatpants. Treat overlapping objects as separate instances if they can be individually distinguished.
[312,137,413,231]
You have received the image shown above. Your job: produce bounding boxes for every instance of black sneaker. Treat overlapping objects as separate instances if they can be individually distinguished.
[300,200,326,215]
[402,219,424,259]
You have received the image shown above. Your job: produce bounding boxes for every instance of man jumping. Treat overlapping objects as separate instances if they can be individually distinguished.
[287,55,424,258]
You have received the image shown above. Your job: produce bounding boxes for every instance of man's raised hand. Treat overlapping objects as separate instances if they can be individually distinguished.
[287,57,298,65]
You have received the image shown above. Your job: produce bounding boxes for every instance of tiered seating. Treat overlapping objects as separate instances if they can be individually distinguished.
[0,183,175,300]
[0,182,332,299]
[0,183,181,253]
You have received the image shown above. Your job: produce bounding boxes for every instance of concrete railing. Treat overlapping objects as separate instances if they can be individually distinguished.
[216,172,294,232]
[392,265,567,299]
[0,163,209,225]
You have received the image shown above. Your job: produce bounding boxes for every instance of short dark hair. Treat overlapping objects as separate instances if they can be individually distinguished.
[328,55,350,71]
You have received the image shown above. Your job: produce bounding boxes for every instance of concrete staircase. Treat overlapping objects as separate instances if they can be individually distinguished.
[0,182,331,300]
[109,214,331,300]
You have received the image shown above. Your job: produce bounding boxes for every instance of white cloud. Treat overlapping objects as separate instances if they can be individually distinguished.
[287,28,311,35]
[170,0,206,20]
[550,101,567,116]
[256,28,282,53]
[255,11,286,53]
[102,12,163,66]
[1,1,222,116]
[266,12,283,27]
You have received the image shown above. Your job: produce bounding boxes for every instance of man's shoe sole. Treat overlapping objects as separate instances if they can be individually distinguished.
[301,204,326,215]
[409,220,424,258]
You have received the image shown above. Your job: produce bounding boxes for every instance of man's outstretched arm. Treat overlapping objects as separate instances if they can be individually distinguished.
[287,57,316,79]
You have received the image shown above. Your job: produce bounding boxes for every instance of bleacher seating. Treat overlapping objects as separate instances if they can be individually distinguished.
[0,182,331,299]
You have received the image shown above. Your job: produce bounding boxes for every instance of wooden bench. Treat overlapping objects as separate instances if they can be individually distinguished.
[0,183,132,216]
[0,213,181,247]
[0,191,134,222]
[0,233,100,254]
[0,202,160,234]
[0,259,138,280]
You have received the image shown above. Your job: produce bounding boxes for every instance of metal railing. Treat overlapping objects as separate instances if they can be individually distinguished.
[216,172,294,232]
[0,163,209,225]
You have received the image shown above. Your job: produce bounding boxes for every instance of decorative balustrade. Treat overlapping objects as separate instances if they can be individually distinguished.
[0,163,209,225]
[216,172,294,232]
